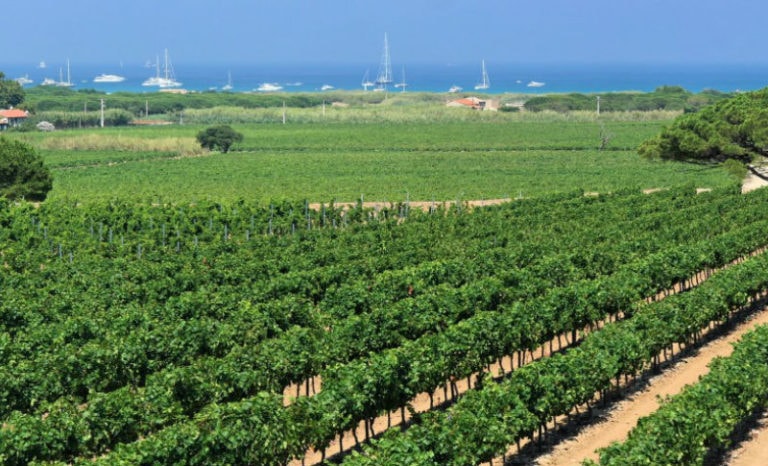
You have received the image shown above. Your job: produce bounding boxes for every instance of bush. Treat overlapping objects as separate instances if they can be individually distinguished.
[196,125,244,153]
[0,137,53,201]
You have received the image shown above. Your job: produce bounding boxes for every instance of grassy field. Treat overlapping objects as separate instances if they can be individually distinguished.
[8,110,738,204]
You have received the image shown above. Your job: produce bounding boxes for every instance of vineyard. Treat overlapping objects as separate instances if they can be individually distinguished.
[0,181,767,465]
[6,119,737,203]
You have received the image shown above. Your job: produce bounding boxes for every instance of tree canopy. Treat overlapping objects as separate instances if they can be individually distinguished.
[0,72,25,109]
[523,86,730,113]
[0,137,53,201]
[196,125,244,153]
[639,87,768,163]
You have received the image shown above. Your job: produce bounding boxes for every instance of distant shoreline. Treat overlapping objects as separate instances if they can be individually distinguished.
[7,62,768,95]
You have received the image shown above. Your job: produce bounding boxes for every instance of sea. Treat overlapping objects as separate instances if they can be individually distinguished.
[4,62,768,95]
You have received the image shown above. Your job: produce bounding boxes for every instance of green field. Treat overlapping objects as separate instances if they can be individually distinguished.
[2,99,765,466]
[9,115,737,203]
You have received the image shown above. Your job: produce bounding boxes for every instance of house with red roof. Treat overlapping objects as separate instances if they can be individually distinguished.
[0,108,29,130]
[446,96,498,111]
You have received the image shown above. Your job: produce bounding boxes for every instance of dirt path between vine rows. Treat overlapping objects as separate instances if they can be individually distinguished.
[726,409,768,466]
[532,307,768,466]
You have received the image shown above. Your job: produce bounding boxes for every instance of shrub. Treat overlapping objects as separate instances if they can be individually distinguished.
[196,125,244,153]
[0,137,53,201]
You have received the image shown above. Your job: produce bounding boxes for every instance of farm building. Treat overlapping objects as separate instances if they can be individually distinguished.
[0,108,29,130]
[446,96,498,111]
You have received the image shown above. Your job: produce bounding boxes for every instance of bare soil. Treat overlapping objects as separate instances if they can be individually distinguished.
[742,172,768,193]
[727,409,768,466]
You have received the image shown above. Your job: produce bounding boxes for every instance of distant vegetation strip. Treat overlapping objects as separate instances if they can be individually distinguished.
[4,120,738,202]
[6,85,726,128]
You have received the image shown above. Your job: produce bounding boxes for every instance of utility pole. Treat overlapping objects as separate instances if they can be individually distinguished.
[596,96,601,116]
[282,101,286,124]
[100,99,105,128]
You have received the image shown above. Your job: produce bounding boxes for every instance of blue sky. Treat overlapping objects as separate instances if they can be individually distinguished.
[5,0,766,66]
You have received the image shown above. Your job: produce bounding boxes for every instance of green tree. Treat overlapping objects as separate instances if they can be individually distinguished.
[639,87,768,163]
[195,125,244,153]
[0,72,25,108]
[0,137,53,201]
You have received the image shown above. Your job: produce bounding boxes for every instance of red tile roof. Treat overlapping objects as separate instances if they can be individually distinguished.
[0,109,28,118]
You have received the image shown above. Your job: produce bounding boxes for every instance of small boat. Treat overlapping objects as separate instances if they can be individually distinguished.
[448,85,463,93]
[320,84,335,91]
[38,61,46,69]
[222,70,233,91]
[474,59,490,90]
[41,77,58,86]
[361,69,374,91]
[14,75,33,86]
[94,73,125,83]
[256,82,283,92]
[527,81,545,88]
[394,66,407,92]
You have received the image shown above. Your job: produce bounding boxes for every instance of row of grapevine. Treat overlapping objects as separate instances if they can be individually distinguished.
[9,213,767,465]
[1,184,767,464]
[593,324,768,465]
[337,248,768,465]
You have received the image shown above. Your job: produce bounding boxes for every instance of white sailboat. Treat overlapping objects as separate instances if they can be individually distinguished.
[394,66,407,92]
[474,59,490,90]
[143,49,181,88]
[222,70,233,91]
[374,33,393,92]
[361,69,374,91]
[54,59,75,87]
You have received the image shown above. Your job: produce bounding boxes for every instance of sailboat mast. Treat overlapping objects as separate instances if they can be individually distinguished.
[164,49,170,80]
[375,33,393,90]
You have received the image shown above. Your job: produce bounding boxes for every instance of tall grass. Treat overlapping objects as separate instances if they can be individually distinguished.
[179,104,682,125]
[12,133,204,157]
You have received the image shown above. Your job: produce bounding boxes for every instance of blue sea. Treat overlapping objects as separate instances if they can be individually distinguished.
[4,62,768,95]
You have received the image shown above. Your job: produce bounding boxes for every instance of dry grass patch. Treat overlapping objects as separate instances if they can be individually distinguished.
[34,134,205,157]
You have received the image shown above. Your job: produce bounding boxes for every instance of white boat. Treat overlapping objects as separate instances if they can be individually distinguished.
[143,49,182,88]
[320,84,335,91]
[14,75,33,86]
[474,59,490,90]
[361,69,374,91]
[256,82,283,92]
[527,81,545,88]
[394,66,407,92]
[53,59,74,87]
[41,77,57,86]
[38,61,46,69]
[448,85,463,93]
[94,73,125,83]
[374,33,393,91]
[222,70,233,91]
